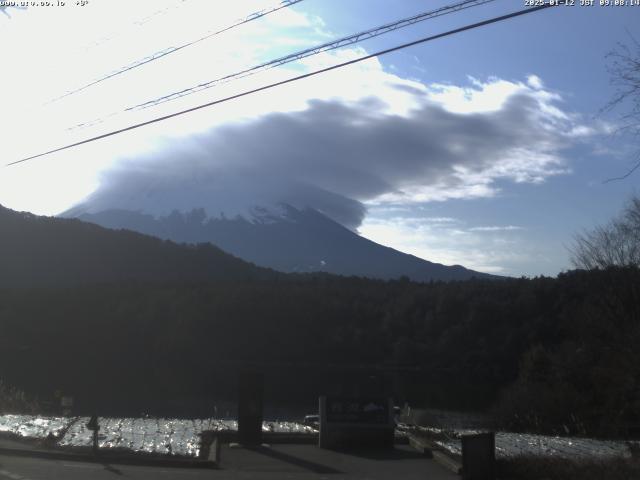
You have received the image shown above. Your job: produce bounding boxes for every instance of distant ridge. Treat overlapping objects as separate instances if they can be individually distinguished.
[64,203,497,282]
[0,204,274,288]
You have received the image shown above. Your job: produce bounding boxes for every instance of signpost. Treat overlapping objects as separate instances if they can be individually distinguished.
[319,396,394,450]
[86,414,100,454]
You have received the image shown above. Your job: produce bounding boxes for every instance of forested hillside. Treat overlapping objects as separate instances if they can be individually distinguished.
[0,205,274,287]
[2,204,639,437]
[1,263,638,437]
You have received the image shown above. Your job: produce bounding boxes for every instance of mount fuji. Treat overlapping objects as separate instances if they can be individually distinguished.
[62,199,494,282]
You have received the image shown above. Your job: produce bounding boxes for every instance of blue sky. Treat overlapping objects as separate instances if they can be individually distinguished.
[307,0,639,275]
[1,0,639,276]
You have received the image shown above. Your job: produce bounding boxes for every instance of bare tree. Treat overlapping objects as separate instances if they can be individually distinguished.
[603,35,640,182]
[606,36,640,131]
[570,195,640,269]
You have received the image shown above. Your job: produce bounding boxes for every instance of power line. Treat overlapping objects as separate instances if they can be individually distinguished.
[132,0,191,27]
[603,154,640,183]
[8,3,560,167]
[46,0,304,104]
[67,0,497,132]
[81,0,192,52]
[128,0,497,112]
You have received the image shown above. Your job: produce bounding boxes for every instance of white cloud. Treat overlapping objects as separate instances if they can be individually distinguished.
[427,76,522,113]
[1,0,602,225]
[469,225,523,232]
[527,74,544,90]
[359,216,530,275]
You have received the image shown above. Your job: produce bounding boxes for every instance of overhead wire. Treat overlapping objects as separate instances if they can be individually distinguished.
[127,0,497,112]
[81,0,192,52]
[8,2,561,167]
[46,0,305,104]
[66,0,498,132]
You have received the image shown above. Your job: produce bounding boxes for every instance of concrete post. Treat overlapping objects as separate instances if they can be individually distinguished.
[237,371,263,445]
[461,432,495,480]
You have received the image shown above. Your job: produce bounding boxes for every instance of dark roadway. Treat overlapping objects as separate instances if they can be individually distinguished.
[0,443,458,479]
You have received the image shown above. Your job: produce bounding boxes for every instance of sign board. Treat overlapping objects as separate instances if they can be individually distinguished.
[319,396,394,450]
[325,397,389,424]
[60,396,73,408]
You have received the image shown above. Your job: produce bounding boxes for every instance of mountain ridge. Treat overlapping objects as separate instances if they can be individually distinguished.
[63,203,497,282]
[0,204,275,288]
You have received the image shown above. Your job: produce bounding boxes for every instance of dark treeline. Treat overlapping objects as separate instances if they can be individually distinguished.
[0,205,275,288]
[1,267,638,438]
[2,204,639,436]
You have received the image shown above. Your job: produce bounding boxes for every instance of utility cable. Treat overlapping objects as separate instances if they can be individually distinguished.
[46,0,305,104]
[128,0,497,112]
[67,0,497,131]
[8,3,560,167]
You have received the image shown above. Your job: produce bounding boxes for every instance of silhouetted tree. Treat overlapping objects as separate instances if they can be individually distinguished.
[570,195,640,269]
[604,36,640,181]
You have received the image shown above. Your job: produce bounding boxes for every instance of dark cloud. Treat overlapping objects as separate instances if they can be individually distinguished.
[79,86,577,229]
[389,82,426,97]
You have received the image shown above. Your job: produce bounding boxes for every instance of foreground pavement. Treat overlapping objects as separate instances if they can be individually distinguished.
[0,443,458,479]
